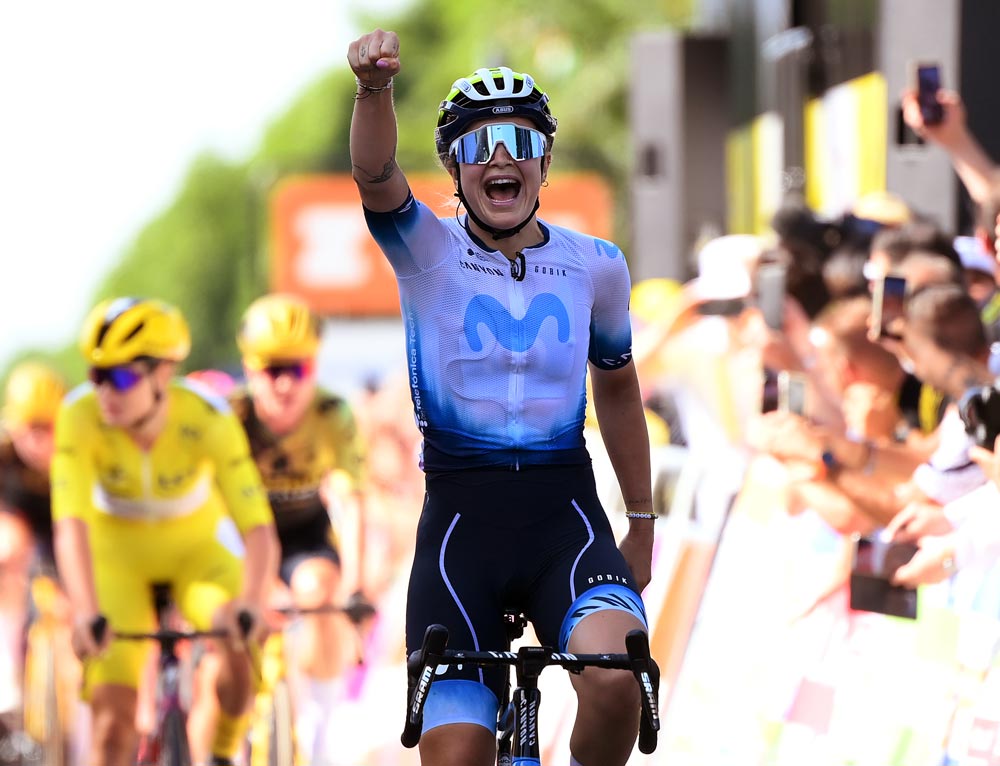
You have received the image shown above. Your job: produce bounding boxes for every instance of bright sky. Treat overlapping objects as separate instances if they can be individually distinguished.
[0,0,404,372]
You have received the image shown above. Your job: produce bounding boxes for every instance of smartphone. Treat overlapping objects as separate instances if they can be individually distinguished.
[757,263,787,331]
[777,370,807,415]
[849,533,919,620]
[761,368,779,413]
[914,61,944,126]
[696,297,746,317]
[870,275,907,341]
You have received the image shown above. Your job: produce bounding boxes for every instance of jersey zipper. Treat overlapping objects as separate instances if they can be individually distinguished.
[506,254,526,468]
[141,452,153,519]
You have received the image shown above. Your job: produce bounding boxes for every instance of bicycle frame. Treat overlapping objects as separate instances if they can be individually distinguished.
[402,620,661,764]
[248,600,376,766]
[91,585,241,766]
[133,629,190,765]
[21,574,73,766]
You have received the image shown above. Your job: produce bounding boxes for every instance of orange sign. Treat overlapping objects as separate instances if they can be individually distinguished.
[269,173,613,317]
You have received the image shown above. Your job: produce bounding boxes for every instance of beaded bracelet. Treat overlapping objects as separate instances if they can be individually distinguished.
[355,76,393,95]
[625,511,657,520]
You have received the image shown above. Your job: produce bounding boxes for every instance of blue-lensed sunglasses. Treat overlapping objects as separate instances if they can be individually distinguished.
[88,365,145,392]
[449,123,548,165]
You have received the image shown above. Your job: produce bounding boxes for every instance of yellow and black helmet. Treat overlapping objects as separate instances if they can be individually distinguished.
[3,361,67,426]
[435,66,557,159]
[237,293,321,370]
[80,297,191,367]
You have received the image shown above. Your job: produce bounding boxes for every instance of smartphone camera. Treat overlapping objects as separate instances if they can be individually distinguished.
[916,63,944,126]
[777,371,807,416]
[870,275,907,341]
[959,385,1000,451]
[849,533,919,620]
[756,262,787,331]
[761,369,779,413]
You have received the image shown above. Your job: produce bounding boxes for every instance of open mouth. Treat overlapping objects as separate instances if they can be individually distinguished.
[485,177,521,203]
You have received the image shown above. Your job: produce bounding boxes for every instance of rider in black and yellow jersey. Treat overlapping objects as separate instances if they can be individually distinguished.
[231,293,369,763]
[51,297,279,766]
[0,362,66,726]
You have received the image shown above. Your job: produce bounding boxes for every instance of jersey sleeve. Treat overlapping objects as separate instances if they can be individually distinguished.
[202,405,274,534]
[587,238,634,370]
[363,192,451,277]
[321,397,367,489]
[50,393,97,523]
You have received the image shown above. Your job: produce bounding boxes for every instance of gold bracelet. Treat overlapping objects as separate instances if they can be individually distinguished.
[625,511,657,520]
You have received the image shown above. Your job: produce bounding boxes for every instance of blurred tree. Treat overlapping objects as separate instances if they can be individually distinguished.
[13,0,691,385]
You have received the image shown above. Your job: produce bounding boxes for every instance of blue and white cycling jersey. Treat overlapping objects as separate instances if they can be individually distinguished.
[365,193,634,471]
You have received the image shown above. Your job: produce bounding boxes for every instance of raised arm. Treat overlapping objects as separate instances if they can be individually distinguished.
[348,29,409,212]
[901,89,1000,205]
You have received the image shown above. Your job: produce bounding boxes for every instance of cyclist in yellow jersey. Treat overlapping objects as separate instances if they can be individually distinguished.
[51,297,279,766]
[0,362,66,727]
[231,294,370,764]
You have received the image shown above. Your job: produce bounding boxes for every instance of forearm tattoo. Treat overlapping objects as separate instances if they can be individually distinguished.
[353,156,397,185]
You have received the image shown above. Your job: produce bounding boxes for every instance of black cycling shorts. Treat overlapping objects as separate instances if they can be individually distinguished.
[405,463,646,732]
[276,511,341,586]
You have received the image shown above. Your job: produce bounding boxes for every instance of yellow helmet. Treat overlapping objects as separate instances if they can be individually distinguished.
[237,294,321,370]
[4,361,67,426]
[851,191,912,227]
[630,278,683,326]
[80,297,191,367]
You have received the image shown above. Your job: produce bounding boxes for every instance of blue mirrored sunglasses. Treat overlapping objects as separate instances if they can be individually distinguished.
[88,365,145,392]
[449,123,548,165]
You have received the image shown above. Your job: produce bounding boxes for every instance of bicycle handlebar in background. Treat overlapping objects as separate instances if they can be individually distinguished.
[90,614,108,645]
[89,608,256,646]
[269,598,376,626]
[237,609,254,639]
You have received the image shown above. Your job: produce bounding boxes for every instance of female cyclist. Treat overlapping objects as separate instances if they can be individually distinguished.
[348,30,654,766]
[52,297,279,766]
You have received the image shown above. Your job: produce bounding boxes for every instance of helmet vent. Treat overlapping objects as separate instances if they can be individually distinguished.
[122,322,145,344]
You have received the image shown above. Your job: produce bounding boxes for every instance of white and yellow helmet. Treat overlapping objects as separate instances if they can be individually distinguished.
[435,66,557,159]
[80,297,191,367]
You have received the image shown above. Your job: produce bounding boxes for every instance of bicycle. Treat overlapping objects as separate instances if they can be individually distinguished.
[21,573,76,766]
[402,611,661,765]
[90,584,252,766]
[248,596,376,766]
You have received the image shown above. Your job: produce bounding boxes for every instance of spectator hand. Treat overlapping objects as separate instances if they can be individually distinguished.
[842,382,900,441]
[885,500,953,543]
[739,308,808,374]
[891,533,957,587]
[746,411,824,464]
[348,29,400,86]
[901,89,968,148]
[969,436,1000,489]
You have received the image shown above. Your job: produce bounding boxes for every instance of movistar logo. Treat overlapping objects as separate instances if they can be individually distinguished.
[595,239,620,259]
[464,293,569,352]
